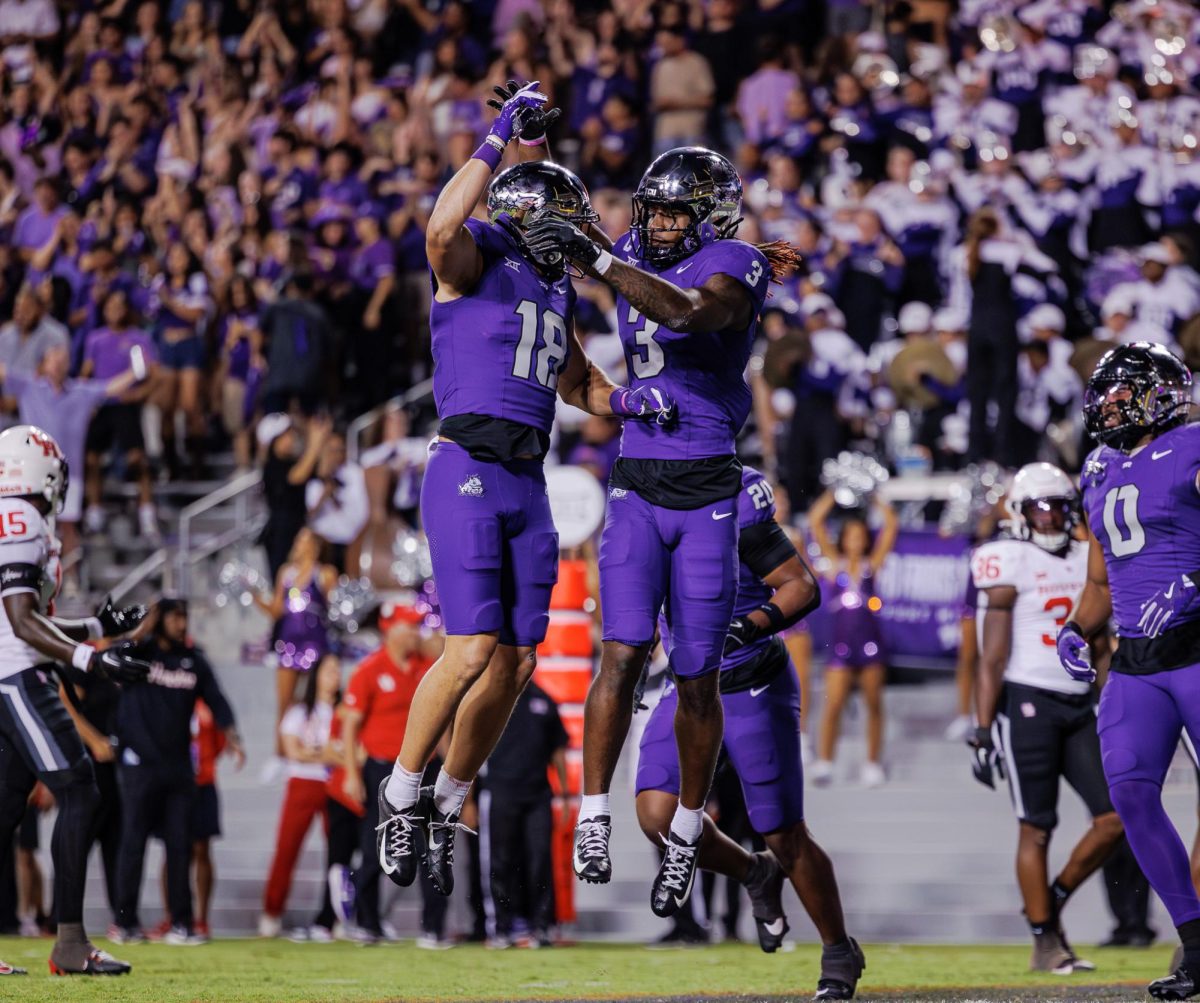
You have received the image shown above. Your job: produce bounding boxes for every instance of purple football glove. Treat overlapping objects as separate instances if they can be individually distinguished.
[487,80,549,146]
[611,386,677,425]
[1056,621,1094,683]
[1138,573,1199,639]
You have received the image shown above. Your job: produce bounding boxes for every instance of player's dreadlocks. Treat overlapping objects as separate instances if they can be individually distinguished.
[755,240,803,283]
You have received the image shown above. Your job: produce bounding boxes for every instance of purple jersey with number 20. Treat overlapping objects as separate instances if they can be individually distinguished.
[430,218,575,436]
[637,466,805,833]
[612,232,769,460]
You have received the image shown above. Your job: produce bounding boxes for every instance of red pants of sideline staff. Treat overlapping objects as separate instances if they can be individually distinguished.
[263,777,328,917]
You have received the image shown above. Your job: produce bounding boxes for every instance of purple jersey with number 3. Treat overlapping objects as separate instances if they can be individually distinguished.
[1081,422,1200,639]
[611,232,769,460]
[430,218,575,435]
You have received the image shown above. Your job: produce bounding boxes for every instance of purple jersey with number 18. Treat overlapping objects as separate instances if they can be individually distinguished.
[430,218,576,436]
[1081,422,1200,641]
[611,232,769,461]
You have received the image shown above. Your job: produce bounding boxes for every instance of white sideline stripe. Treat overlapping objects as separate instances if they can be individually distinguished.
[478,788,497,940]
[997,714,1026,821]
[0,681,58,771]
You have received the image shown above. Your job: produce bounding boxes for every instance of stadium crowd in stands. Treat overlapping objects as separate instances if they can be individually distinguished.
[1,0,1198,541]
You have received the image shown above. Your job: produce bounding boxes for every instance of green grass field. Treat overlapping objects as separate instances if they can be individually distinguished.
[0,938,1177,1002]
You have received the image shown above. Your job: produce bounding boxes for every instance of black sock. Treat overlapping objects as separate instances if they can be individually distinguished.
[1050,879,1071,917]
[1178,919,1200,970]
[1028,917,1053,936]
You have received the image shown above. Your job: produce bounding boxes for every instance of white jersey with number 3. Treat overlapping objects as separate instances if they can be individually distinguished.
[972,537,1089,695]
[0,497,61,681]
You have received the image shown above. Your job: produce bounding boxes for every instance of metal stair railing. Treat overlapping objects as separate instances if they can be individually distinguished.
[346,378,434,463]
[175,469,262,596]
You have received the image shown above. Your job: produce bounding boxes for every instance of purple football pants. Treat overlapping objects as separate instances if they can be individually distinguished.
[1098,664,1200,927]
[636,661,805,834]
[599,489,738,679]
[422,441,558,647]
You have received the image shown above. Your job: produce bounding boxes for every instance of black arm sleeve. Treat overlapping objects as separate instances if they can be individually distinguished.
[195,650,235,730]
[738,521,799,580]
[0,563,43,597]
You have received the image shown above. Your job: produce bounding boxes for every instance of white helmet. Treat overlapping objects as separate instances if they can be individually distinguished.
[1007,462,1077,552]
[0,426,68,512]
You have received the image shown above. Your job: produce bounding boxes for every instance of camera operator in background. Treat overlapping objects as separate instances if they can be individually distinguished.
[110,598,244,946]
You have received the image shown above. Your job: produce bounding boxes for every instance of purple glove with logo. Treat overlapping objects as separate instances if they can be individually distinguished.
[611,386,677,426]
[1138,573,1200,639]
[1056,620,1095,683]
[488,80,549,146]
[474,81,549,171]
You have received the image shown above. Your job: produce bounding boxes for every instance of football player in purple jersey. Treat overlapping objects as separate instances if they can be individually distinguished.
[636,467,864,999]
[375,83,676,897]
[1056,342,1200,1000]
[525,148,799,911]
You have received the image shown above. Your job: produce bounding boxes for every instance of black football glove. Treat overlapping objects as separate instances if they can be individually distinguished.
[95,594,148,637]
[524,215,602,270]
[967,725,1004,790]
[487,79,561,144]
[723,615,766,655]
[89,645,152,685]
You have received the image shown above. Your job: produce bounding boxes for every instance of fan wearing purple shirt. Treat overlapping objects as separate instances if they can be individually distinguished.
[523,148,797,915]
[80,289,160,541]
[0,343,144,584]
[375,83,677,899]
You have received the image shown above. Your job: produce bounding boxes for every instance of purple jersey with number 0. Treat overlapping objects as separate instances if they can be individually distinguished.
[1081,422,1200,639]
[612,232,769,460]
[430,218,576,436]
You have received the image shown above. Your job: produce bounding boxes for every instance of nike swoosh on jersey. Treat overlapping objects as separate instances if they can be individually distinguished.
[676,262,694,273]
[712,511,733,520]
[1152,449,1174,459]
[750,684,770,697]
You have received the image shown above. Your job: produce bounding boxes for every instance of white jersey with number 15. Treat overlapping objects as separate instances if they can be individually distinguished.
[0,497,61,681]
[972,537,1089,695]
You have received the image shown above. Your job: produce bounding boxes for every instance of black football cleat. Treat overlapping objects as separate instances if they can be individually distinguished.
[49,947,132,976]
[744,851,788,953]
[650,832,700,918]
[0,960,27,975]
[573,815,613,884]
[1151,966,1200,1001]
[425,805,474,896]
[814,937,865,1000]
[374,781,430,888]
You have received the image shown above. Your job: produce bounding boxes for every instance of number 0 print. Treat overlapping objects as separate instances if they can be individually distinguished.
[1102,484,1146,558]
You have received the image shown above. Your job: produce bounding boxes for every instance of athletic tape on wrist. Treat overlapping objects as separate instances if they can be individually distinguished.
[593,249,613,275]
[518,135,547,146]
[72,644,93,672]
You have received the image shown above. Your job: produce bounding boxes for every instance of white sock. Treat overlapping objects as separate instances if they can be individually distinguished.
[578,793,610,823]
[669,804,704,845]
[432,769,471,818]
[384,763,422,810]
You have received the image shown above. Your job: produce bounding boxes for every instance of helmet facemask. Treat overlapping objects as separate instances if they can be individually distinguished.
[1082,378,1190,452]
[487,164,599,280]
[1016,496,1075,553]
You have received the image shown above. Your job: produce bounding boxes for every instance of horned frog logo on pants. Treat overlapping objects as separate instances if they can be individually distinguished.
[458,474,484,497]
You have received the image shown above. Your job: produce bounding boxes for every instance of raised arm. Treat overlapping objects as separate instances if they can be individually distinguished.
[428,82,553,298]
[808,489,839,567]
[522,215,754,334]
[868,495,900,574]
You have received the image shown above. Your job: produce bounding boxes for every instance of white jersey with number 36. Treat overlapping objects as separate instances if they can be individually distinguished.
[0,497,61,681]
[972,537,1089,695]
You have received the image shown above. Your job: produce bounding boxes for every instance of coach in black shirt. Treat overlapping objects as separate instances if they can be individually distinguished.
[477,681,569,947]
[111,599,244,943]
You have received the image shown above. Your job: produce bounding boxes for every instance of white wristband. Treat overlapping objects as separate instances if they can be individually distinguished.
[84,617,103,640]
[72,644,94,672]
[593,249,613,276]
